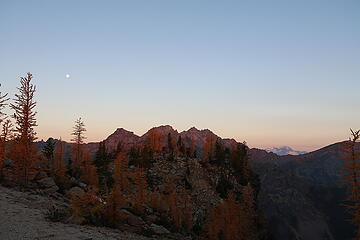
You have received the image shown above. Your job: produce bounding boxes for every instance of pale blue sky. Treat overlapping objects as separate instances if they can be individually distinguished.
[0,0,359,151]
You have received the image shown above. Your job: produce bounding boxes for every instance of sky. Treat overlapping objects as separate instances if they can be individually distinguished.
[0,0,359,151]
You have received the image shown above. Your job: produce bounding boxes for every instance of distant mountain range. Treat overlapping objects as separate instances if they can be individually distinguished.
[87,125,238,155]
[38,125,354,239]
[265,146,308,156]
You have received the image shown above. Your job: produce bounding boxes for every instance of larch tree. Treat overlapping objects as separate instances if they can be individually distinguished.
[80,147,99,188]
[71,117,86,177]
[167,189,181,228]
[70,186,104,224]
[0,84,9,179]
[10,73,38,186]
[0,119,13,179]
[133,167,148,213]
[2,119,13,142]
[239,184,257,240]
[103,152,129,226]
[147,128,162,153]
[167,133,175,161]
[54,138,67,184]
[343,129,360,239]
[204,189,257,240]
[113,152,130,194]
[203,133,216,162]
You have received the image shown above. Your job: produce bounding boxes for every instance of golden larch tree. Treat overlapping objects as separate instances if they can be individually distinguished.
[103,152,129,227]
[239,184,257,240]
[147,128,162,153]
[205,189,256,240]
[133,167,148,213]
[343,129,360,239]
[80,147,99,188]
[0,85,9,179]
[203,133,216,162]
[70,186,104,224]
[10,73,39,186]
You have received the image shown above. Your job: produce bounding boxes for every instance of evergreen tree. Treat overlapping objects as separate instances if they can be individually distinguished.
[71,117,86,177]
[214,138,225,165]
[167,133,175,161]
[128,146,140,166]
[94,141,112,190]
[42,138,56,171]
[177,136,185,155]
[54,138,67,184]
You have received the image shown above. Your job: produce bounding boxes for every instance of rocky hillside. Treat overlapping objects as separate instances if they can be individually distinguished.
[25,125,268,239]
[250,142,359,240]
[35,126,356,240]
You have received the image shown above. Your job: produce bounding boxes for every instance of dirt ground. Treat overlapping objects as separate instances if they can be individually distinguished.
[0,185,153,240]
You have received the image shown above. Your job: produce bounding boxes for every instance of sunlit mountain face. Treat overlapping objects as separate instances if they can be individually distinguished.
[265,146,308,156]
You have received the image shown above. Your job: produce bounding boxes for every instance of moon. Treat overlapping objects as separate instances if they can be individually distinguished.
[65,74,70,79]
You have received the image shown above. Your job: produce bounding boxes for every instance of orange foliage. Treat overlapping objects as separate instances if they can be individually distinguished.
[148,189,168,213]
[203,134,216,162]
[205,187,256,240]
[113,152,130,194]
[70,186,104,222]
[80,148,98,187]
[0,138,4,178]
[103,186,128,227]
[102,152,130,226]
[147,128,162,152]
[343,129,360,238]
[156,182,193,231]
[133,167,148,213]
[9,73,38,186]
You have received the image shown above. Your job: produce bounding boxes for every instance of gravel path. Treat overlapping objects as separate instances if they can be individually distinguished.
[0,185,152,240]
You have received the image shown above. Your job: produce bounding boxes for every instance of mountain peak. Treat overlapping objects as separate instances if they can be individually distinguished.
[143,125,178,138]
[110,128,137,137]
[266,146,308,156]
[187,127,199,132]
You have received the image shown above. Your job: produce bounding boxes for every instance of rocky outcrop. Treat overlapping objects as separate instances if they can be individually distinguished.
[66,186,85,199]
[36,177,59,194]
[149,224,170,235]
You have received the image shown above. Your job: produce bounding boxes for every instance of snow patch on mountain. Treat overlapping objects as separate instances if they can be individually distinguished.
[265,146,308,156]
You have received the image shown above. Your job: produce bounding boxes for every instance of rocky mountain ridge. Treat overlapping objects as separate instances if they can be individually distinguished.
[38,126,355,239]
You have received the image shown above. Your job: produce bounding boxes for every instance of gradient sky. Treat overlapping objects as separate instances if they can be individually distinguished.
[0,0,359,151]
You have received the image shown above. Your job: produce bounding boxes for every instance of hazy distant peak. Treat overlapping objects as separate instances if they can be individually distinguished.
[266,146,308,156]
